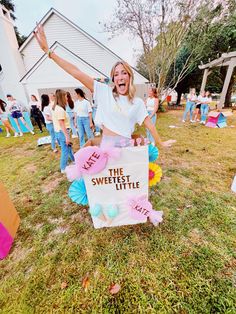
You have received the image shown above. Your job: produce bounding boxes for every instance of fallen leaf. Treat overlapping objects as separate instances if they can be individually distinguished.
[82,275,90,291]
[186,205,192,208]
[109,283,121,295]
[61,282,68,289]
[176,208,182,211]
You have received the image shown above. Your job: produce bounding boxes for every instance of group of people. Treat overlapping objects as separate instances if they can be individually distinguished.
[40,88,99,173]
[1,23,175,174]
[182,89,212,124]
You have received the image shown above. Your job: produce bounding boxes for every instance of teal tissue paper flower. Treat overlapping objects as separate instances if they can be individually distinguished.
[68,179,88,205]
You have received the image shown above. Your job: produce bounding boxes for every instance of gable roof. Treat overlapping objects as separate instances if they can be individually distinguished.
[19,7,148,82]
[20,41,108,83]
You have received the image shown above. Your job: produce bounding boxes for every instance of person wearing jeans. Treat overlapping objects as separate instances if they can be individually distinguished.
[182,88,197,122]
[146,87,159,144]
[42,94,57,152]
[66,92,77,138]
[200,91,212,124]
[55,129,74,170]
[92,105,101,136]
[46,122,56,150]
[52,89,74,173]
[74,88,94,147]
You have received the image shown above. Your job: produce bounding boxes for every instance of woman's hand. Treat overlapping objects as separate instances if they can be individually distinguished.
[34,24,49,53]
[161,139,176,147]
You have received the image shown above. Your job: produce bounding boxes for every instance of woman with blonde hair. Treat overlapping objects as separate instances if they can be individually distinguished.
[52,89,74,173]
[34,25,175,148]
[182,88,197,123]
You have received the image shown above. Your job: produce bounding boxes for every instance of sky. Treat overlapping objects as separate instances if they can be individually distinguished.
[13,0,142,66]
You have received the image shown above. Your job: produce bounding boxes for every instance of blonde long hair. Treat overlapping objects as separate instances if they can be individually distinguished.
[110,61,136,101]
[53,89,67,110]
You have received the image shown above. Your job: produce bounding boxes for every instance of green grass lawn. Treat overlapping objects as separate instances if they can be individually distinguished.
[0,111,236,313]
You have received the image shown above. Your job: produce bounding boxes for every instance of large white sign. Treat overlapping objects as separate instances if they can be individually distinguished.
[83,146,149,229]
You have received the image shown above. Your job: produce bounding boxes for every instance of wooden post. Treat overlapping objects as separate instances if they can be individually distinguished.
[218,59,236,109]
[200,68,209,92]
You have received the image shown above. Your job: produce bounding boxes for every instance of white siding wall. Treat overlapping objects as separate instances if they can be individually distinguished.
[23,45,102,98]
[0,6,28,104]
[21,13,148,84]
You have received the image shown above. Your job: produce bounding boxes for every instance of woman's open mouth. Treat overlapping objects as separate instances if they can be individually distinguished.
[118,83,127,93]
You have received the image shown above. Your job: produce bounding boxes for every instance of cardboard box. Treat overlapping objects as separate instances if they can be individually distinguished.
[0,182,20,259]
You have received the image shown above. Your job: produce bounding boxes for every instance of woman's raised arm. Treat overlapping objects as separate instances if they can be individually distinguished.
[34,24,94,92]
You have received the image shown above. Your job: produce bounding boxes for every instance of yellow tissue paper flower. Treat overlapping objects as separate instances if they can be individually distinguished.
[149,163,162,186]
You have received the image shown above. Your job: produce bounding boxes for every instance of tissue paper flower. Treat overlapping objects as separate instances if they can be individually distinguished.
[149,163,162,186]
[148,144,159,162]
[68,179,88,205]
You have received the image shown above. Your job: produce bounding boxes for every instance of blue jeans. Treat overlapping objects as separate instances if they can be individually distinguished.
[55,130,74,170]
[147,111,157,143]
[46,123,56,150]
[200,104,209,122]
[92,107,100,133]
[67,112,77,136]
[77,117,94,147]
[183,101,195,121]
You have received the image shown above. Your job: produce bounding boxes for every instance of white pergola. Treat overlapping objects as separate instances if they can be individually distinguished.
[199,51,236,109]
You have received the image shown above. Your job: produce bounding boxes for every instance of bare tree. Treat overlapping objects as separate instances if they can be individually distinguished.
[104,0,201,85]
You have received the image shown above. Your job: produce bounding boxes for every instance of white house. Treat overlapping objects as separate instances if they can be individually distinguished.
[0,5,148,107]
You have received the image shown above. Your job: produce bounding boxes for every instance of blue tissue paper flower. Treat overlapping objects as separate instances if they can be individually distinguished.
[148,144,159,162]
[68,179,88,205]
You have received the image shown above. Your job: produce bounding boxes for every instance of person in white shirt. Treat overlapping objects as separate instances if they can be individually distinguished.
[200,91,212,124]
[52,89,75,173]
[6,94,34,136]
[34,24,175,148]
[0,99,18,137]
[66,92,77,138]
[41,94,57,152]
[91,94,101,136]
[146,87,159,144]
[193,92,204,122]
[182,88,197,122]
[74,88,94,147]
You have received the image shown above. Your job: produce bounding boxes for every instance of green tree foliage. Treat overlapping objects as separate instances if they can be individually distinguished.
[165,1,236,103]
[0,0,26,46]
[0,0,15,19]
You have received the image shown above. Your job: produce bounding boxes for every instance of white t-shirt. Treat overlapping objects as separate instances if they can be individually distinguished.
[74,99,92,117]
[7,100,22,113]
[187,94,197,102]
[43,105,53,124]
[198,96,211,104]
[52,105,70,132]
[66,104,74,114]
[94,80,148,138]
[146,97,156,111]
